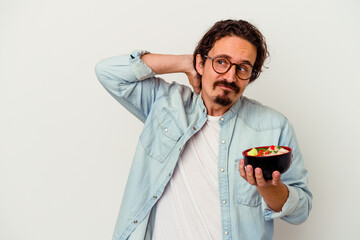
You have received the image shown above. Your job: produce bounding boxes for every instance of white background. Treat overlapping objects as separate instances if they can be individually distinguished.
[1,0,359,239]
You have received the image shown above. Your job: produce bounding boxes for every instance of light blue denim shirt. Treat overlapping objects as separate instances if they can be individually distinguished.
[95,51,312,240]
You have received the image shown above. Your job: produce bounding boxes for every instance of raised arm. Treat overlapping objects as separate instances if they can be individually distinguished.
[95,51,200,123]
[141,53,201,93]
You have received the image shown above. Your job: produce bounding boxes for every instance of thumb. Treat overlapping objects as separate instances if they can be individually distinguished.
[187,73,201,94]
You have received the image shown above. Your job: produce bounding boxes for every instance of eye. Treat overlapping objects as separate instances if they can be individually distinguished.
[237,64,250,72]
[216,59,227,65]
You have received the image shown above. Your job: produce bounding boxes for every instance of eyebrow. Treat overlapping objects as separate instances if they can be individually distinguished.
[214,54,254,67]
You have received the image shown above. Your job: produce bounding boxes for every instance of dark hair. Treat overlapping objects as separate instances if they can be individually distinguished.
[193,19,269,83]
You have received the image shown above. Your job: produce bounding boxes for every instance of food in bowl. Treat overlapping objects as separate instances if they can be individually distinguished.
[246,145,289,157]
[242,145,292,180]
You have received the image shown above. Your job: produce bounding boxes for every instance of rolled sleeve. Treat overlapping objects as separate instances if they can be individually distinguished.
[263,185,300,221]
[95,50,163,123]
[129,50,156,80]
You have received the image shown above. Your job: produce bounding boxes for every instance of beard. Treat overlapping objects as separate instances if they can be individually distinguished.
[214,92,232,106]
[213,80,240,106]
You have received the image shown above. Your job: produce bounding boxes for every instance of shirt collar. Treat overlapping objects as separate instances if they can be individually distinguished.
[196,94,244,124]
[220,96,243,123]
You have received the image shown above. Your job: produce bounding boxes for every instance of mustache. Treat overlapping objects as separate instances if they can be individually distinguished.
[213,80,240,93]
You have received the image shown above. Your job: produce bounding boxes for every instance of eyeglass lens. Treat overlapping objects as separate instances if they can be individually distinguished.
[212,57,252,80]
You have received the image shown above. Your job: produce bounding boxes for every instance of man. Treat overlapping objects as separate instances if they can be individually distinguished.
[96,19,312,240]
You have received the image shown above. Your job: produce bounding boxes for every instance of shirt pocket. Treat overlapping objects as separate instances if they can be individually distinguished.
[235,159,262,207]
[140,108,183,163]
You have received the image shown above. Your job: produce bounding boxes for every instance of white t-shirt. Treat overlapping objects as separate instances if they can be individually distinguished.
[152,115,222,240]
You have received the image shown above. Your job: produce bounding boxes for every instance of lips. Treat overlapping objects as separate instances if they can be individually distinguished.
[218,85,234,91]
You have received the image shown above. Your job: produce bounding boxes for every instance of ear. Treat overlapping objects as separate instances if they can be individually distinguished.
[195,54,204,76]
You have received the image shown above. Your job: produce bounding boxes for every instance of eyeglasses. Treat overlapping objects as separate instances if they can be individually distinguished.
[205,55,255,80]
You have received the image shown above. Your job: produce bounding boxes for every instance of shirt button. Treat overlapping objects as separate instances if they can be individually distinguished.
[220,117,224,121]
[220,168,225,172]
[203,109,205,113]
[164,128,168,132]
[221,140,226,144]
[153,195,157,199]
[224,231,228,235]
[193,127,196,131]
[133,220,138,224]
[222,200,226,204]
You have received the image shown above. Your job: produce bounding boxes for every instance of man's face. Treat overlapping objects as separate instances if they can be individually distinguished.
[196,36,257,115]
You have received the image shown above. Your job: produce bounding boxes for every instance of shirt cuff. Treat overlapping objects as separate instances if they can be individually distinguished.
[129,50,157,81]
[263,185,300,221]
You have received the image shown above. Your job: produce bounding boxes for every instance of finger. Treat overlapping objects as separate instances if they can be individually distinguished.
[193,86,201,94]
[239,159,247,180]
[193,80,201,92]
[186,73,201,93]
[271,171,281,186]
[190,79,201,94]
[246,165,256,185]
[254,168,266,187]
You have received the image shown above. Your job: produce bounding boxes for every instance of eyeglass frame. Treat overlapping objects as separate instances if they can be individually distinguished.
[204,55,257,81]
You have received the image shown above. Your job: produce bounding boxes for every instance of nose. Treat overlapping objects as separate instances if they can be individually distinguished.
[223,64,237,82]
